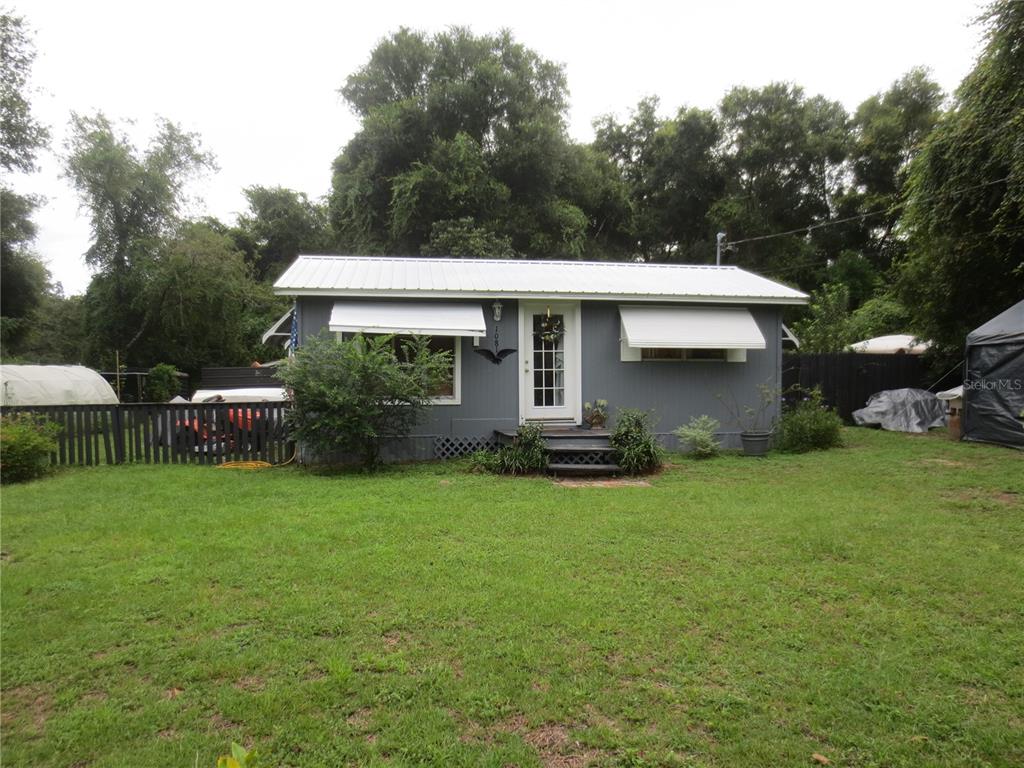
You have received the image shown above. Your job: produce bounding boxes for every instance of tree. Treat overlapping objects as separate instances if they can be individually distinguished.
[711,83,850,288]
[843,69,943,271]
[594,98,724,261]
[896,0,1024,358]
[1,12,49,173]
[233,186,332,280]
[63,113,216,364]
[329,27,630,260]
[0,188,51,352]
[0,12,52,357]
[790,283,854,352]
[279,333,452,470]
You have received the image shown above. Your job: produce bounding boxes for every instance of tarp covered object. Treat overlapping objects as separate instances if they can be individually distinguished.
[0,365,119,406]
[852,388,947,433]
[963,299,1024,449]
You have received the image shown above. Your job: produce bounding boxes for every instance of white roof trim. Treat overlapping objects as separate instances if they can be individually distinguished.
[619,305,767,349]
[261,308,294,344]
[328,301,487,337]
[274,255,808,305]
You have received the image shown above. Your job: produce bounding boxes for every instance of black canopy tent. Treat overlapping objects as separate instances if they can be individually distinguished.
[962,299,1024,449]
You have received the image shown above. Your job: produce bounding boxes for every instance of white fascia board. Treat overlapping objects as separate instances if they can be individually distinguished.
[276,288,808,306]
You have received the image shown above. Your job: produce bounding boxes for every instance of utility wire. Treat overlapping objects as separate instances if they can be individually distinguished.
[723,176,1013,248]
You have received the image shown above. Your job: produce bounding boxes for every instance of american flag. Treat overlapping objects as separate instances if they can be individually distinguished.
[288,302,298,356]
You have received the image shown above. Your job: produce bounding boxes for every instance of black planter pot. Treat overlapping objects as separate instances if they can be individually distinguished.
[740,430,772,456]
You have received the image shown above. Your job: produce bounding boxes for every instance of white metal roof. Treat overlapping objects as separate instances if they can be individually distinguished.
[274,255,808,305]
[619,306,766,349]
[329,301,486,337]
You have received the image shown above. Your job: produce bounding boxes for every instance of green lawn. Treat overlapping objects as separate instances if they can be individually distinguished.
[2,429,1022,767]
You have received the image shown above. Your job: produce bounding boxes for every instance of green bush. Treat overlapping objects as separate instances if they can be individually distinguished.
[279,333,452,470]
[1,413,60,484]
[777,389,844,453]
[146,363,179,402]
[470,424,548,475]
[468,428,552,475]
[673,415,722,458]
[498,423,548,474]
[611,409,664,475]
[467,449,502,473]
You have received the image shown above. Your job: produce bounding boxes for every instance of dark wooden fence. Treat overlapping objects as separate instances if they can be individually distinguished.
[197,366,282,391]
[1,402,291,467]
[782,352,929,421]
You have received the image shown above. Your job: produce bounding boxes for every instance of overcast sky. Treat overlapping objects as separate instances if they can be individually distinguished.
[8,0,984,295]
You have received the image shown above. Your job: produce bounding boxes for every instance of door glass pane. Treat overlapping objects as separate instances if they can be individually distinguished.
[531,312,566,410]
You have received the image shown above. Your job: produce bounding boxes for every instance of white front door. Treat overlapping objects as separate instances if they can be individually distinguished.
[519,301,581,423]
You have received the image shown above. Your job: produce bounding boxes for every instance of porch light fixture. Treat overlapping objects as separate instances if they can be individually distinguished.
[491,300,503,322]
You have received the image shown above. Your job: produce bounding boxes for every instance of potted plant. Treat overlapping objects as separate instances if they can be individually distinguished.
[718,383,779,456]
[583,399,608,429]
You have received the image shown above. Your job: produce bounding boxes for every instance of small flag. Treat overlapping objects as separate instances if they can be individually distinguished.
[289,303,298,356]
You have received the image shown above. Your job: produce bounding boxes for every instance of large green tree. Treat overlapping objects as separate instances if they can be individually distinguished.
[842,68,943,272]
[0,12,52,356]
[0,12,49,173]
[594,98,725,261]
[329,27,631,259]
[233,186,332,280]
[711,83,851,288]
[896,0,1024,357]
[63,113,216,365]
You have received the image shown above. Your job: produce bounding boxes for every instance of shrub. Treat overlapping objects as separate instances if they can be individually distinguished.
[467,449,502,474]
[496,423,548,474]
[146,363,179,402]
[777,389,844,453]
[1,413,60,484]
[470,424,548,475]
[279,333,453,470]
[673,415,721,458]
[611,409,664,475]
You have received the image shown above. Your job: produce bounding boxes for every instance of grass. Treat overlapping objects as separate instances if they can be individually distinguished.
[2,428,1022,767]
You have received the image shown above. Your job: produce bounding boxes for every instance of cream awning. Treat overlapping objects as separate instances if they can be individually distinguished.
[329,301,486,337]
[619,305,766,349]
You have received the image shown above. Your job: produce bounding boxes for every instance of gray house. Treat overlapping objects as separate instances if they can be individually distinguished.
[272,255,807,460]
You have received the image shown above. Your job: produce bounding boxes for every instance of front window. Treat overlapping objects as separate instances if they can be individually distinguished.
[640,348,728,361]
[339,332,461,403]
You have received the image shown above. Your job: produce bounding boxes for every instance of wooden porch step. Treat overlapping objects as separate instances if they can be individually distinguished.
[545,440,612,452]
[547,463,622,476]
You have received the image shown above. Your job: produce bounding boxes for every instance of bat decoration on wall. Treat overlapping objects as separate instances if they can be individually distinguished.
[474,323,517,365]
[475,347,517,365]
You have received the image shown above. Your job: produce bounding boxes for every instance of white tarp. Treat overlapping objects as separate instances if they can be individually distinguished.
[192,387,289,403]
[618,305,766,349]
[849,334,931,355]
[329,301,486,337]
[0,365,119,406]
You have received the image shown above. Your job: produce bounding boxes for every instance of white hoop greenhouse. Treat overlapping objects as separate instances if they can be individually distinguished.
[0,365,119,406]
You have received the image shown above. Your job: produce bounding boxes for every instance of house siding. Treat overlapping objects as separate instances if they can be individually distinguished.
[295,296,782,458]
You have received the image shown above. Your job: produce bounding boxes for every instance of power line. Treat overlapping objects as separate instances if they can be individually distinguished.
[723,176,1013,248]
[755,221,1024,282]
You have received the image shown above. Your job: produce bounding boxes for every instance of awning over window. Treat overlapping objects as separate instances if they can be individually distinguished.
[619,305,766,349]
[261,308,294,345]
[329,301,487,337]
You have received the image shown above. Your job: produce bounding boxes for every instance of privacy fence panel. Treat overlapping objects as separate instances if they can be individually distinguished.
[1,402,291,467]
[782,353,928,421]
